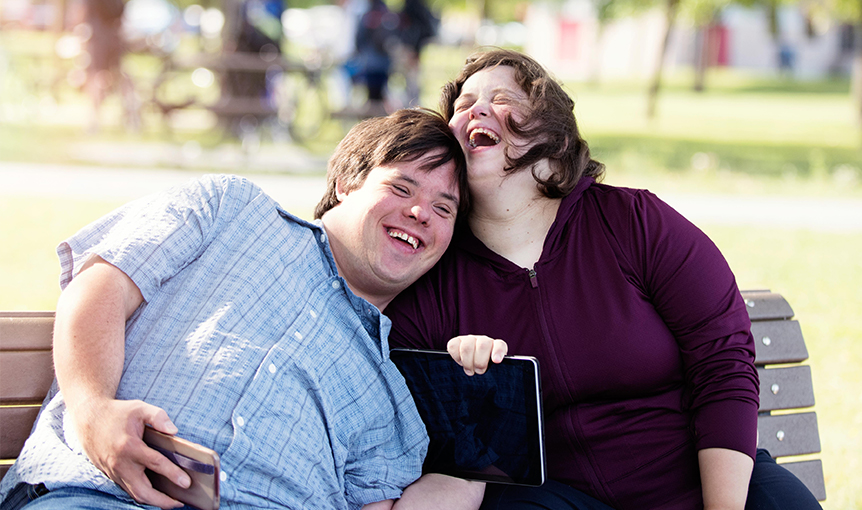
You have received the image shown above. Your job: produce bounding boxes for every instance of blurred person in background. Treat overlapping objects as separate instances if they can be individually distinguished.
[350,0,400,116]
[397,0,439,106]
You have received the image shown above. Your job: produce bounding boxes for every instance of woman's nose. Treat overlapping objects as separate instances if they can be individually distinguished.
[468,101,489,119]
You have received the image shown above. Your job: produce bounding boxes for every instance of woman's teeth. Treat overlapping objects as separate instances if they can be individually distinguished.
[389,230,419,249]
[468,128,500,148]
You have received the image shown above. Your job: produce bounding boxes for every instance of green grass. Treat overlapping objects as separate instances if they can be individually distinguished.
[2,33,862,508]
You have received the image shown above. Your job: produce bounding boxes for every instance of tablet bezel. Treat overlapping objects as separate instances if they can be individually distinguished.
[390,348,546,486]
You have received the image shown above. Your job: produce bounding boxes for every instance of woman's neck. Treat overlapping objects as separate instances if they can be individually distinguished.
[468,173,561,269]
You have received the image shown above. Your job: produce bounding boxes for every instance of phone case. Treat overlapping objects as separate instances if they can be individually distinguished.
[143,427,220,510]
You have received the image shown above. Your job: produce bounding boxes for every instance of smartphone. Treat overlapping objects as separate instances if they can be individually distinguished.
[143,427,220,510]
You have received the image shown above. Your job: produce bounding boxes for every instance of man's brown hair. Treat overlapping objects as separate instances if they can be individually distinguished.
[314,108,468,219]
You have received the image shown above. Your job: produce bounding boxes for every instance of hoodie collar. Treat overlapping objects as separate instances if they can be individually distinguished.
[454,176,595,272]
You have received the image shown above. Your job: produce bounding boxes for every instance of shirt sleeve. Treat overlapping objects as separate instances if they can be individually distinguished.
[342,364,429,507]
[624,190,760,459]
[56,174,264,301]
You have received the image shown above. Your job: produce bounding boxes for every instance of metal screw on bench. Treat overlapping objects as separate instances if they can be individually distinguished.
[776,430,785,441]
[771,383,780,395]
[746,300,755,308]
[762,336,772,346]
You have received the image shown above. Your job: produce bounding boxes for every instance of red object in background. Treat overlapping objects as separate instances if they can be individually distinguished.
[557,20,581,62]
[709,25,729,66]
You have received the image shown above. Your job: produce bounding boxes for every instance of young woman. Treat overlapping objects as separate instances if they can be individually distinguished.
[386,49,822,510]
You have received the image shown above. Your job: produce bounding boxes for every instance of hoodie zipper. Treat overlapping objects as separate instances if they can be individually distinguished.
[528,268,538,288]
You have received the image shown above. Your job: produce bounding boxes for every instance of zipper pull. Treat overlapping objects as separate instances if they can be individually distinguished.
[528,268,538,288]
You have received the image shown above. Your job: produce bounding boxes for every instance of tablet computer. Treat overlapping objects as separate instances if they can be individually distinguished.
[390,348,545,486]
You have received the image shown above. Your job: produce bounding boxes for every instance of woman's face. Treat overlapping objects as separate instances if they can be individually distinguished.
[448,66,530,181]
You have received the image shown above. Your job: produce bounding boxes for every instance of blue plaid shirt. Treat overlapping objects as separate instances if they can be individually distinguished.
[0,174,429,509]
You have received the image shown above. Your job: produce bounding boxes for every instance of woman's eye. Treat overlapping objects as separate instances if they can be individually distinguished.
[454,100,472,112]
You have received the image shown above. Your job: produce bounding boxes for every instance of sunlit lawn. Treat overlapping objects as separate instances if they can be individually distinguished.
[2,33,861,509]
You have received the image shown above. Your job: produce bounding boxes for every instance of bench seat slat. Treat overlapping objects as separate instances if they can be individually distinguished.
[757,412,821,457]
[757,366,815,412]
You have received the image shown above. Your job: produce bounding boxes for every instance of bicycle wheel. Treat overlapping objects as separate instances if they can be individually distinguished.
[277,70,328,143]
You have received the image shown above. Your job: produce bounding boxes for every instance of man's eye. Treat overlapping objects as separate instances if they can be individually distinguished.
[393,185,409,195]
[435,205,453,216]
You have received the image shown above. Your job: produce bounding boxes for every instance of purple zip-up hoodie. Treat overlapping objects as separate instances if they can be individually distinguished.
[386,177,759,509]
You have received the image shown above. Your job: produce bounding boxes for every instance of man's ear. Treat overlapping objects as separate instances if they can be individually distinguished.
[335,178,349,202]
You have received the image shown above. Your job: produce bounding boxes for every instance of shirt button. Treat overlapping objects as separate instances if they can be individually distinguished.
[331,281,340,290]
[236,416,245,427]
[268,363,277,374]
[309,309,317,319]
[220,471,227,482]
[319,233,326,243]
[294,331,303,340]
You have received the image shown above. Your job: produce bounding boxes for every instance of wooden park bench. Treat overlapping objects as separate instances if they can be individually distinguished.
[0,291,826,500]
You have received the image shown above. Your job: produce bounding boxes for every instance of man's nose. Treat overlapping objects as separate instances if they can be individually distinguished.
[409,203,430,225]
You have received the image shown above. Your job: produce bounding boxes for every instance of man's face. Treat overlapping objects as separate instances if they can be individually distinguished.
[323,152,460,308]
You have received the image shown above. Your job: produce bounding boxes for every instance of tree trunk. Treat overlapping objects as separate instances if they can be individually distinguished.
[647,0,680,118]
[855,2,862,127]
[694,26,706,92]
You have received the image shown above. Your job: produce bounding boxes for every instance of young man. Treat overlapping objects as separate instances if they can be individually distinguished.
[0,109,479,510]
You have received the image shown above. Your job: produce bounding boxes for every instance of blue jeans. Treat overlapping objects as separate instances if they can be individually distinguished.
[3,483,196,510]
[479,450,821,510]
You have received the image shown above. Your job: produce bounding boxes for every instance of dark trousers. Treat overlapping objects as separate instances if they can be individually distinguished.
[480,449,822,510]
[745,449,823,510]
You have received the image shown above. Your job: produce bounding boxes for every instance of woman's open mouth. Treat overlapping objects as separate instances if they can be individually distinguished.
[468,128,501,149]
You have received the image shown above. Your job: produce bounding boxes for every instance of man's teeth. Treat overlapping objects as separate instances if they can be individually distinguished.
[389,230,419,249]
[468,128,501,148]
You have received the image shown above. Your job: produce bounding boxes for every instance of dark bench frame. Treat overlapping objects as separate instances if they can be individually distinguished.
[0,290,826,500]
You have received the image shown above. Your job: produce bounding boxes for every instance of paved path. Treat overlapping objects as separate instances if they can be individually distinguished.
[3,161,862,233]
[0,161,327,214]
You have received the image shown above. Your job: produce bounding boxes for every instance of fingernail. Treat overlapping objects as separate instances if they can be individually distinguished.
[178,473,191,488]
[165,421,178,434]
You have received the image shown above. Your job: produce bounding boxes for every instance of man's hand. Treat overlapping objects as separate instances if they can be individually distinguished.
[54,255,189,508]
[73,397,191,509]
[447,335,508,375]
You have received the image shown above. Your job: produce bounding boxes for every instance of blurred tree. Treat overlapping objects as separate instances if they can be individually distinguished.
[647,0,680,117]
[825,0,862,125]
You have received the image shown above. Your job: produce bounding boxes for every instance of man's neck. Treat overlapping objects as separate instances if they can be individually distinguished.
[321,219,394,312]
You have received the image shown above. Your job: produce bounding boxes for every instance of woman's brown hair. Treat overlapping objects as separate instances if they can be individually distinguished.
[441,48,604,197]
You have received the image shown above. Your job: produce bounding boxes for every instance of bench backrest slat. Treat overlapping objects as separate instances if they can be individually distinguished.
[756,412,822,457]
[750,320,809,365]
[757,366,815,412]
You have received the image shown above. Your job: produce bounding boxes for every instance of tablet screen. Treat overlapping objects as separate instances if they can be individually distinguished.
[390,348,545,486]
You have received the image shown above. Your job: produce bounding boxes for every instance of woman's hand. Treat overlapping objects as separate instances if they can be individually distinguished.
[447,335,508,375]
